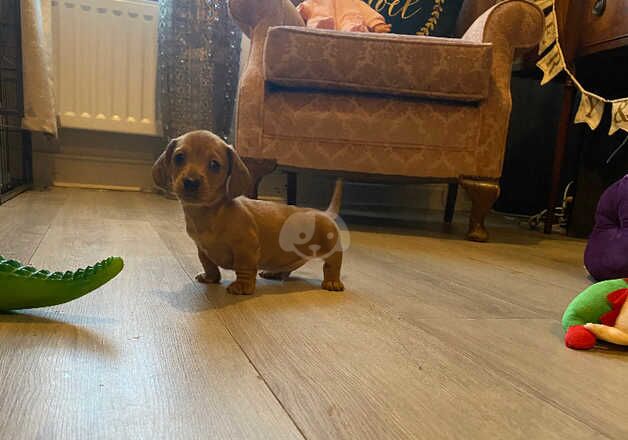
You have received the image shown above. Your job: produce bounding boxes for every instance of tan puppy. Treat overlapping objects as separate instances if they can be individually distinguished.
[152,130,345,295]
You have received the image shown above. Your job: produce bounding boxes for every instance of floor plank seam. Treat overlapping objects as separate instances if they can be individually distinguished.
[411,320,615,439]
[356,236,588,292]
[166,243,309,440]
[26,219,53,265]
[352,249,558,319]
[219,321,309,440]
[25,192,69,265]
[478,361,614,439]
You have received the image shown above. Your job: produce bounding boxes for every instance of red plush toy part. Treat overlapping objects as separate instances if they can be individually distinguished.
[564,288,628,350]
[565,325,597,350]
[562,281,628,350]
[600,289,628,326]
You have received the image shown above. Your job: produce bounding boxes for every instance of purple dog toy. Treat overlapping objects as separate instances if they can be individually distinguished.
[584,175,628,280]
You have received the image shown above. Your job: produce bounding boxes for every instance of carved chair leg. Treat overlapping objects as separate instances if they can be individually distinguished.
[242,157,277,199]
[444,183,458,224]
[460,178,500,242]
[286,172,297,205]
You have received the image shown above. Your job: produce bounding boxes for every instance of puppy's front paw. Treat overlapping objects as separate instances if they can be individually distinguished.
[227,280,255,295]
[322,280,344,291]
[196,272,221,284]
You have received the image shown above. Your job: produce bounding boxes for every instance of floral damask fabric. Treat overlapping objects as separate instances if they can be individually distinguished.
[263,91,482,150]
[158,0,241,140]
[261,90,482,178]
[230,0,543,180]
[264,26,492,101]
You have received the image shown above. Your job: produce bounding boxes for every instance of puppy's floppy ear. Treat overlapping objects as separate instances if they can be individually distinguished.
[152,138,177,191]
[225,144,252,199]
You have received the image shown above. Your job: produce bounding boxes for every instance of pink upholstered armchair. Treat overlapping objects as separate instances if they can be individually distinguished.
[228,0,544,241]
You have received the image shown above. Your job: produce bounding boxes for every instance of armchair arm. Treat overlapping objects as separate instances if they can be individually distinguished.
[459,0,543,178]
[461,0,543,86]
[229,0,304,37]
[462,0,543,48]
[228,0,304,155]
[455,0,499,37]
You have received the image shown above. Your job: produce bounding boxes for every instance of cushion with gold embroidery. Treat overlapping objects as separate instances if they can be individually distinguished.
[362,0,464,37]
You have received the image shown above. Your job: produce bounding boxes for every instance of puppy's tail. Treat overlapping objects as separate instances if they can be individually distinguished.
[326,178,343,218]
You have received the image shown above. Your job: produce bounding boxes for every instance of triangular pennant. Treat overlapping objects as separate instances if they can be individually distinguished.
[610,100,628,135]
[538,10,558,55]
[574,93,605,130]
[537,44,564,85]
[534,0,554,10]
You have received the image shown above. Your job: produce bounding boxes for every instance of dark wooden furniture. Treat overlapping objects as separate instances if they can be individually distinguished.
[578,0,628,55]
[544,0,628,233]
[567,46,628,237]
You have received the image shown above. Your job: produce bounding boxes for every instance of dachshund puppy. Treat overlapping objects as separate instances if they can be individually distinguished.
[152,130,345,295]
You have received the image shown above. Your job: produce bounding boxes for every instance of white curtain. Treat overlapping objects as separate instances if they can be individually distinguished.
[20,0,57,136]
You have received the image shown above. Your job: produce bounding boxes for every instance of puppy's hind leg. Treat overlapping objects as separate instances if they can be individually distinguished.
[196,248,221,284]
[259,271,292,281]
[260,260,305,281]
[322,251,344,291]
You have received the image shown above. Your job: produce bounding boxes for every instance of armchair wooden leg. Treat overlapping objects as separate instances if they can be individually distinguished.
[444,183,458,224]
[286,172,297,205]
[242,157,276,199]
[460,178,500,242]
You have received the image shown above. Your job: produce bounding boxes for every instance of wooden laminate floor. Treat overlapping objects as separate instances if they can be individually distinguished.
[1,188,625,439]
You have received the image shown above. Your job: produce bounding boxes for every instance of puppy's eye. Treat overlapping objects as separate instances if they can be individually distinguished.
[209,160,221,172]
[174,153,185,166]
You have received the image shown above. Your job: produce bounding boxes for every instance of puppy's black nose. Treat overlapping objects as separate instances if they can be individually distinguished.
[183,177,200,192]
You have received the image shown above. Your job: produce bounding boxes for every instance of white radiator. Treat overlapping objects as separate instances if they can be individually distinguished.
[51,0,159,136]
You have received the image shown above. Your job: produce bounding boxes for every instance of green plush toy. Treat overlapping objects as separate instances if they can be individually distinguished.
[562,278,628,349]
[0,256,124,311]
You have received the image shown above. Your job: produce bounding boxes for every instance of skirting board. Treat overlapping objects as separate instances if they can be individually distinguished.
[295,174,472,212]
[53,182,142,192]
[33,151,155,191]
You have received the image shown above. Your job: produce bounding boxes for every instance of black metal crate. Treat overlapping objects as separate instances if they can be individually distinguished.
[0,0,32,203]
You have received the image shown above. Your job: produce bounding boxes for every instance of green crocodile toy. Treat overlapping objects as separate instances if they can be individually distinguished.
[0,256,124,311]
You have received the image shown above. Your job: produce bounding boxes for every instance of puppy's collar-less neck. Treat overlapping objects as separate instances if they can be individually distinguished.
[182,201,227,234]
[181,196,227,212]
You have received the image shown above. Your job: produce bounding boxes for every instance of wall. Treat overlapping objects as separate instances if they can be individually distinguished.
[32,129,162,191]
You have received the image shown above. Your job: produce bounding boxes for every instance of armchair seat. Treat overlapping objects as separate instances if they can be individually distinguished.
[265,26,493,102]
[262,90,482,178]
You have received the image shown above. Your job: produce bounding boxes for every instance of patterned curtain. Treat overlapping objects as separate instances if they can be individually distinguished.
[20,0,57,136]
[158,0,241,141]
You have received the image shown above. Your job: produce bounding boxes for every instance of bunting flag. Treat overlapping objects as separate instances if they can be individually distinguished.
[533,0,628,135]
[535,0,553,10]
[574,94,604,130]
[537,43,563,85]
[610,101,628,135]
[537,10,557,55]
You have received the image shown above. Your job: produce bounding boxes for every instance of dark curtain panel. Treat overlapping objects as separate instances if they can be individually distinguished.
[158,0,241,141]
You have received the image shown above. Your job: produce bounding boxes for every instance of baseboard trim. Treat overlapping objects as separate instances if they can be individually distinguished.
[53,182,142,192]
[39,152,154,166]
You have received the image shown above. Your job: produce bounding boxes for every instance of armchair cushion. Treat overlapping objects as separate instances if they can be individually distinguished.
[264,26,492,102]
[375,0,464,37]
